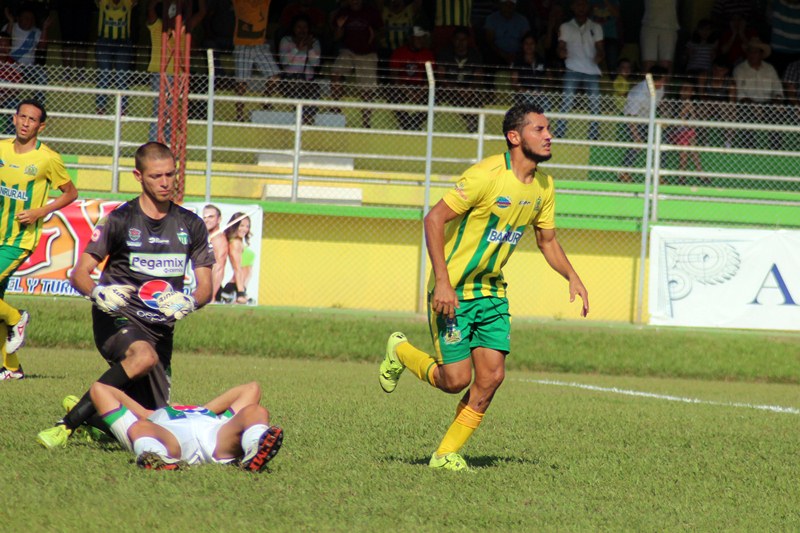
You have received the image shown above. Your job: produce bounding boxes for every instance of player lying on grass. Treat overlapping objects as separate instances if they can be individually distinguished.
[89,380,283,471]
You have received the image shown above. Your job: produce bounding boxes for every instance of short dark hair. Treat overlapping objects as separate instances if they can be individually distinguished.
[204,204,221,217]
[502,102,544,148]
[16,99,46,122]
[134,141,175,172]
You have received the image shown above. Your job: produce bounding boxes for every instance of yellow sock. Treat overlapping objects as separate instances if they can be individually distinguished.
[2,344,19,372]
[396,341,438,387]
[0,299,20,326]
[435,405,484,456]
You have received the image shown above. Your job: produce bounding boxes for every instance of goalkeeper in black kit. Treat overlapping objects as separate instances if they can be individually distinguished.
[37,142,216,449]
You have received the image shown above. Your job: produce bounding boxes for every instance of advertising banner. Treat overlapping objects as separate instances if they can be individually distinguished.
[8,199,262,305]
[648,226,800,330]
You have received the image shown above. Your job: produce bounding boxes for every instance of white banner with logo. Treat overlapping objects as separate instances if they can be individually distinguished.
[648,226,800,330]
[184,203,262,306]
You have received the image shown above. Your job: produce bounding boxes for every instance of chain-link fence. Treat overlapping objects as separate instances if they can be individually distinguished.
[4,51,799,322]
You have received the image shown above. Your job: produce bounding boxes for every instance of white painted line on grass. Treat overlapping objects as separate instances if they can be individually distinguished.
[517,378,800,415]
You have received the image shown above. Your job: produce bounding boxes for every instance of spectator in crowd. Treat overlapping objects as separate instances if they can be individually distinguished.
[768,0,800,76]
[522,0,567,69]
[698,58,736,147]
[232,0,281,122]
[203,0,235,78]
[388,25,434,130]
[279,13,321,124]
[684,19,716,84]
[432,0,473,51]
[56,0,93,68]
[589,0,620,73]
[611,57,631,111]
[510,32,549,110]
[711,0,755,29]
[146,0,205,142]
[435,25,486,133]
[483,0,530,66]
[732,37,784,147]
[554,0,603,140]
[95,0,137,116]
[783,58,800,106]
[380,0,421,58]
[0,31,20,133]
[640,0,678,74]
[717,12,756,68]
[278,0,326,42]
[618,65,668,183]
[2,5,49,103]
[330,0,383,128]
[669,81,704,183]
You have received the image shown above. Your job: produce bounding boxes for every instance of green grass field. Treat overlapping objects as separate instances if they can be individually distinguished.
[1,297,799,531]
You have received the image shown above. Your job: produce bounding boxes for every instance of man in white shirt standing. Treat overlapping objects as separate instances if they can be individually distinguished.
[554,0,604,140]
[733,37,784,148]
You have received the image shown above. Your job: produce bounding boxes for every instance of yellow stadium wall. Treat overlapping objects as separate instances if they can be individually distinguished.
[259,213,647,323]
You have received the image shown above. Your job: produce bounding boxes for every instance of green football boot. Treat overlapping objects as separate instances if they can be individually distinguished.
[429,452,470,472]
[379,332,407,393]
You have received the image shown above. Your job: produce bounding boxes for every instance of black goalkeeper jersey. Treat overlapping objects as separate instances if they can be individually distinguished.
[85,197,216,329]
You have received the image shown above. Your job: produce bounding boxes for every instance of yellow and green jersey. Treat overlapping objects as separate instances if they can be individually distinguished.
[428,152,555,300]
[97,0,135,41]
[435,0,472,26]
[0,138,71,250]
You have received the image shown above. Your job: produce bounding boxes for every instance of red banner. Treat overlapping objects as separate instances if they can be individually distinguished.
[9,199,124,296]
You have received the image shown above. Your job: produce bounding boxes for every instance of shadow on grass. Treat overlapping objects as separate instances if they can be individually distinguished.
[384,454,541,468]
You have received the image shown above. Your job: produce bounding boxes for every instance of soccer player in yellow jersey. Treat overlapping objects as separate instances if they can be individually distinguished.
[379,102,589,471]
[0,100,78,380]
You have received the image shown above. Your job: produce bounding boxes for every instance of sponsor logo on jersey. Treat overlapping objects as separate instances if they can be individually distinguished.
[169,405,217,418]
[148,236,170,245]
[519,200,531,206]
[0,185,28,201]
[487,229,522,245]
[24,164,37,176]
[129,228,141,241]
[0,159,4,168]
[534,197,542,211]
[91,228,101,242]
[138,279,174,310]
[454,178,468,200]
[130,253,187,277]
[177,230,188,245]
[9,164,18,169]
[496,196,512,208]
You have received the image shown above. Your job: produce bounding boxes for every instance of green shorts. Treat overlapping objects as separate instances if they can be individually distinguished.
[428,295,511,365]
[0,246,30,298]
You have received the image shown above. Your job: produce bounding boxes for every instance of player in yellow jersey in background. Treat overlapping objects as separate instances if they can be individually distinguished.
[379,102,589,471]
[0,99,78,380]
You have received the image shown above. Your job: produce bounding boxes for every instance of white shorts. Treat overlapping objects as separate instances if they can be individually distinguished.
[106,405,234,465]
[234,43,280,81]
[331,50,378,87]
[640,26,677,62]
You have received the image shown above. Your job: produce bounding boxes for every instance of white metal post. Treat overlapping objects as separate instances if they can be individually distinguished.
[635,73,656,324]
[205,49,215,202]
[418,61,436,313]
